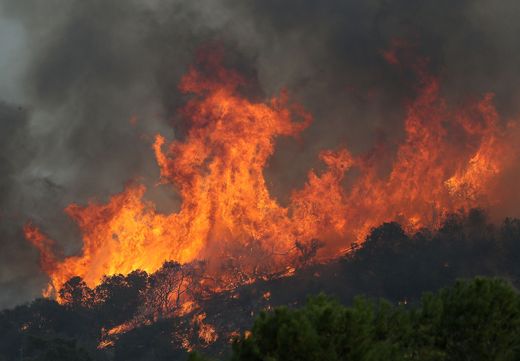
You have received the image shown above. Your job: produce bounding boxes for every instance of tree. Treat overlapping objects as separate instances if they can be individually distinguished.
[295,238,325,268]
[230,278,520,361]
[142,261,207,320]
[415,278,520,361]
[59,276,94,309]
[24,336,92,361]
[93,270,148,328]
[230,294,410,361]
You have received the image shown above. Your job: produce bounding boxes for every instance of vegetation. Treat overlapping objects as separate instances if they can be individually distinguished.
[1,209,520,360]
[20,336,91,361]
[225,278,520,361]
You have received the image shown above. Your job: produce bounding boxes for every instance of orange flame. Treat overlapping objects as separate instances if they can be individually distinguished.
[25,49,519,299]
[193,313,218,345]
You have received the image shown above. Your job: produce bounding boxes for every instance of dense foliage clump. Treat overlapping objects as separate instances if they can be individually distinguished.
[226,278,520,361]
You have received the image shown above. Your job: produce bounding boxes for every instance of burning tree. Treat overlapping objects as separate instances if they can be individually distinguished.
[24,46,520,311]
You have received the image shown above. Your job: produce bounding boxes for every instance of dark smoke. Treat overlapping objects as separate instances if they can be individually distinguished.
[1,0,520,308]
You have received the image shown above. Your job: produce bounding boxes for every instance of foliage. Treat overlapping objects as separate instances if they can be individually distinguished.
[23,336,92,361]
[229,278,520,361]
[2,210,520,360]
[344,209,513,301]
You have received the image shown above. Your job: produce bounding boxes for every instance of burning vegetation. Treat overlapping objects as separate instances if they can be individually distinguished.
[5,209,520,360]
[15,41,520,356]
[24,45,520,305]
[1,0,519,358]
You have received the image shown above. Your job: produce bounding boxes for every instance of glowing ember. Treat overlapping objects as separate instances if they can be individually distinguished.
[193,313,218,345]
[25,48,519,300]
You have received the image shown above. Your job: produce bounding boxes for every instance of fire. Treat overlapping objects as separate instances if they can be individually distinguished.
[97,320,144,349]
[26,47,519,299]
[192,313,218,345]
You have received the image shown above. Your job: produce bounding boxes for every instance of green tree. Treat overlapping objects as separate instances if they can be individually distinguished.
[230,278,520,361]
[414,278,520,361]
[230,295,410,361]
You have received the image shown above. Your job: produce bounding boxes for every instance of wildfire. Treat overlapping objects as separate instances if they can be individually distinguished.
[193,313,218,345]
[98,321,141,350]
[26,47,519,300]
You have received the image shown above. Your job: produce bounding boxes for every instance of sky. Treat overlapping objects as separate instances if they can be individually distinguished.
[1,0,520,309]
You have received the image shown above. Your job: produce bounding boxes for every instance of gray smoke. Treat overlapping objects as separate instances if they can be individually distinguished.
[1,0,520,309]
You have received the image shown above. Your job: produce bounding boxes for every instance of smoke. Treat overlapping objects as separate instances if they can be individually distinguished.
[1,0,520,308]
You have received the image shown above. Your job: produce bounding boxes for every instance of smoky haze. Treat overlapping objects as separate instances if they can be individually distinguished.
[1,0,520,309]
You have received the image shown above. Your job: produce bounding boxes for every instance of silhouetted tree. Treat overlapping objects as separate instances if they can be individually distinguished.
[144,261,195,319]
[500,217,520,280]
[93,270,148,328]
[295,238,325,268]
[59,276,94,310]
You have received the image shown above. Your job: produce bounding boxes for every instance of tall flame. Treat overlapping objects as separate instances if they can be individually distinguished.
[26,48,519,298]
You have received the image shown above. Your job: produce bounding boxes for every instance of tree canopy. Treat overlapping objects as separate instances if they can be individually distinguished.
[224,278,520,361]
